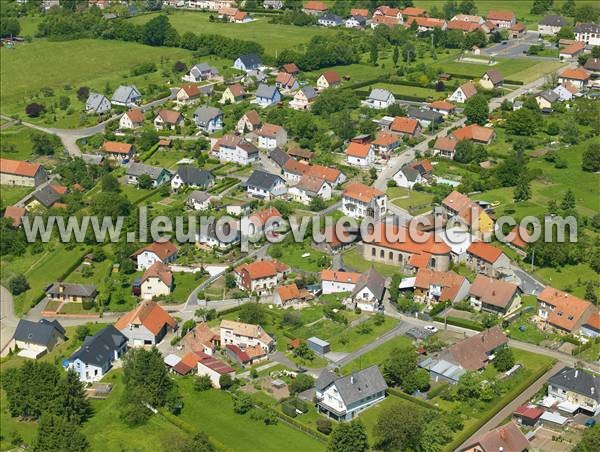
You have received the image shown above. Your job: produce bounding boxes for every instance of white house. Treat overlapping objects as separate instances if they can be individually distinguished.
[233,53,262,72]
[245,169,287,200]
[449,81,477,104]
[345,15,367,28]
[316,366,388,421]
[547,367,600,416]
[233,259,289,296]
[342,182,387,219]
[553,82,579,101]
[362,88,395,109]
[254,84,281,107]
[183,63,219,82]
[317,71,341,90]
[558,68,591,89]
[10,319,66,359]
[392,165,424,188]
[350,268,386,312]
[187,190,212,211]
[154,109,184,131]
[85,93,111,114]
[213,135,259,165]
[194,106,223,133]
[119,109,144,129]
[115,300,176,345]
[288,175,331,205]
[138,263,173,300]
[131,241,178,271]
[111,85,141,107]
[345,142,375,167]
[220,319,274,352]
[171,165,215,192]
[321,269,361,294]
[257,123,287,150]
[318,12,344,27]
[575,23,600,47]
[289,86,318,110]
[176,84,201,106]
[538,15,568,35]
[196,353,235,388]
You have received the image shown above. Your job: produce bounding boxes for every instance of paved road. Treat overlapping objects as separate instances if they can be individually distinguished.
[512,266,545,295]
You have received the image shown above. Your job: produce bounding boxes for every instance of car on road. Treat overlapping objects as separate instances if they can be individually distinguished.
[424,325,438,333]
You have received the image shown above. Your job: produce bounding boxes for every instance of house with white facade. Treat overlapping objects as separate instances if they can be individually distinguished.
[254,84,281,107]
[119,108,144,130]
[342,182,387,219]
[176,84,202,106]
[289,86,318,110]
[392,165,424,188]
[349,268,386,312]
[183,62,219,82]
[213,134,259,165]
[220,319,274,352]
[321,269,361,294]
[547,367,600,416]
[449,81,477,104]
[317,71,341,90]
[85,92,111,114]
[257,123,287,150]
[233,259,289,295]
[194,106,223,133]
[245,169,287,200]
[288,175,331,205]
[345,142,375,167]
[154,110,184,131]
[115,300,176,345]
[538,15,568,35]
[187,190,212,211]
[574,23,600,47]
[233,53,262,72]
[236,109,262,133]
[9,319,66,359]
[131,241,177,271]
[171,165,215,192]
[137,262,174,300]
[111,85,141,107]
[363,88,395,109]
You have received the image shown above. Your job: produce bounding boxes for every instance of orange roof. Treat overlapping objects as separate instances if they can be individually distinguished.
[561,81,579,94]
[180,84,200,97]
[320,269,362,284]
[351,8,369,17]
[390,117,419,134]
[434,136,457,152]
[366,223,451,256]
[233,11,247,21]
[277,283,311,302]
[376,6,401,17]
[258,123,284,138]
[102,141,132,154]
[411,159,433,173]
[584,312,600,330]
[282,63,299,74]
[487,10,515,21]
[0,158,42,177]
[452,124,494,143]
[448,20,481,32]
[72,183,85,192]
[284,158,309,175]
[49,184,68,195]
[467,241,504,263]
[510,22,526,31]
[345,142,372,158]
[140,261,173,287]
[275,72,296,88]
[372,131,399,147]
[320,71,341,85]
[227,83,245,97]
[114,300,177,336]
[415,268,466,301]
[235,259,289,280]
[430,100,455,111]
[402,7,426,16]
[182,322,219,352]
[342,182,384,203]
[406,16,446,29]
[470,275,518,308]
[508,226,530,249]
[218,7,238,16]
[156,109,182,124]
[249,207,282,226]
[305,164,341,184]
[304,1,327,11]
[560,68,591,81]
[538,287,593,332]
[3,205,26,227]
[126,108,144,123]
[296,174,327,193]
[408,252,431,268]
[131,240,177,261]
[372,15,402,27]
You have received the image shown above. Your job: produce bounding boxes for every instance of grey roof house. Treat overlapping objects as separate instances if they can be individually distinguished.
[316,365,388,421]
[363,88,395,109]
[254,84,281,107]
[47,282,97,303]
[126,162,171,187]
[269,148,291,168]
[194,106,224,133]
[234,53,263,72]
[407,106,444,127]
[30,185,62,208]
[171,165,215,191]
[351,268,386,312]
[187,190,212,211]
[245,169,287,199]
[85,92,111,114]
[11,319,66,359]
[111,85,142,107]
[548,367,600,415]
[184,62,219,82]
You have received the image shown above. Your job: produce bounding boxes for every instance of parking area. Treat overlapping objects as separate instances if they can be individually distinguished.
[482,32,554,59]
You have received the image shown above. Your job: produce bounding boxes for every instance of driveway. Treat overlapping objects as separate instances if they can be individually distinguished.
[481,32,557,60]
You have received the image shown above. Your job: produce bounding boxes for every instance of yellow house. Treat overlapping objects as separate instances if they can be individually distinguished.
[220,83,245,104]
[47,282,97,303]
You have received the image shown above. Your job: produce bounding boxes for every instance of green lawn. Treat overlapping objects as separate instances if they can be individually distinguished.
[268,240,331,273]
[170,272,206,303]
[328,317,398,353]
[340,335,413,374]
[129,11,340,56]
[144,149,191,171]
[387,186,435,215]
[177,379,325,451]
[0,184,32,208]
[0,125,41,161]
[342,248,400,278]
[369,83,448,101]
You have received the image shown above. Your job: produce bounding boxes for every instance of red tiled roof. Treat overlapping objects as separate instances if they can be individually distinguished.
[140,261,173,287]
[372,131,399,147]
[351,8,369,17]
[226,344,251,363]
[320,269,362,284]
[391,116,419,134]
[49,184,68,195]
[0,158,42,177]
[235,259,289,280]
[343,182,384,203]
[452,124,495,143]
[212,134,243,152]
[402,7,426,17]
[275,72,297,89]
[458,81,478,98]
[345,142,372,158]
[131,240,177,261]
[243,109,262,126]
[408,252,431,269]
[125,108,144,123]
[469,275,518,309]
[406,16,446,29]
[102,141,132,154]
[304,1,327,11]
[434,136,458,152]
[114,300,177,336]
[258,123,284,138]
[180,83,200,97]
[560,68,591,81]
[430,100,456,111]
[249,207,282,227]
[156,109,182,124]
[277,283,311,302]
[510,22,526,31]
[3,205,26,227]
[366,223,452,256]
[508,226,530,249]
[584,312,600,330]
[282,63,299,74]
[415,268,466,302]
[487,10,515,21]
[233,11,248,21]
[448,20,481,32]
[305,164,341,185]
[467,241,504,263]
[320,71,341,85]
[538,287,593,332]
[284,158,309,175]
[515,405,544,420]
[372,15,402,27]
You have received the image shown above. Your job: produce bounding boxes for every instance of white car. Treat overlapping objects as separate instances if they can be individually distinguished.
[424,325,438,334]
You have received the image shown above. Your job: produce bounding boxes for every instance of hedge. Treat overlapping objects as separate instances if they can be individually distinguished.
[433,315,484,331]
[281,402,297,418]
[140,142,161,162]
[445,359,556,450]
[216,305,243,317]
[387,388,439,411]
[132,188,161,206]
[503,79,525,86]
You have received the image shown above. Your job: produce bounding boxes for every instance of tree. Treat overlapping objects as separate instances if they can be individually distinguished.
[176,431,215,452]
[139,129,159,150]
[582,142,600,172]
[239,303,265,324]
[557,26,575,40]
[317,418,333,435]
[454,140,487,164]
[293,342,315,361]
[493,347,515,372]
[505,108,539,136]
[290,373,314,395]
[75,325,90,342]
[9,274,29,295]
[561,189,576,212]
[442,0,458,19]
[513,178,531,202]
[593,46,600,58]
[233,393,253,414]
[585,281,597,305]
[59,95,70,110]
[464,94,489,125]
[392,45,399,66]
[456,371,482,400]
[374,403,424,451]
[309,196,326,212]
[173,61,187,73]
[369,40,378,65]
[101,173,120,192]
[562,0,576,16]
[574,5,600,23]
[327,421,369,452]
[219,374,233,390]
[34,413,89,452]
[76,86,90,102]
[52,370,92,424]
[573,424,600,451]
[31,132,61,155]
[531,0,554,14]
[122,347,173,409]
[0,18,20,38]
[25,103,44,118]
[137,174,153,190]
[142,15,179,47]
[225,272,237,289]
[561,120,579,144]
[382,343,418,388]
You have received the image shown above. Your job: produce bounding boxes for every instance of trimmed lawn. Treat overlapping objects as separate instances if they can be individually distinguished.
[0,185,32,208]
[144,149,191,170]
[367,83,448,101]
[534,263,600,300]
[268,240,331,273]
[341,335,413,374]
[328,317,398,353]
[0,125,41,161]
[342,248,400,278]
[129,11,340,56]
[177,379,325,451]
[387,186,434,215]
[170,272,207,303]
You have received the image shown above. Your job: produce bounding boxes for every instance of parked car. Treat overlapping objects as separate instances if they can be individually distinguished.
[424,325,438,333]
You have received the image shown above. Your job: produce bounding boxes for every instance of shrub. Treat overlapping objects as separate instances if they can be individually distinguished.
[281,402,297,418]
[233,393,253,414]
[316,418,333,435]
[25,103,44,117]
[195,375,213,391]
[8,274,29,295]
[219,374,233,390]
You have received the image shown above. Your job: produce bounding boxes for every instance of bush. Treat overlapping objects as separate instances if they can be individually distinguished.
[281,402,297,418]
[316,418,333,435]
[233,393,253,414]
[25,103,44,117]
[219,374,233,390]
[8,274,29,295]
[195,375,213,391]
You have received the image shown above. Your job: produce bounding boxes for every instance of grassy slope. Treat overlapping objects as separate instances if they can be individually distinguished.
[0,125,39,161]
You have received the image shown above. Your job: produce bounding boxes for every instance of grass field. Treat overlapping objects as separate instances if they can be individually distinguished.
[342,247,400,278]
[387,186,435,215]
[341,335,413,374]
[369,82,448,100]
[328,316,398,352]
[0,125,40,161]
[129,11,340,56]
[268,240,331,273]
[0,185,32,208]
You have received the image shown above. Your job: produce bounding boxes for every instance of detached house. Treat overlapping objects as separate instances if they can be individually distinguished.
[318,12,344,27]
[321,270,362,294]
[101,141,134,163]
[449,80,477,103]
[257,123,287,150]
[213,134,259,165]
[131,240,177,271]
[194,106,223,133]
[486,10,516,28]
[316,366,388,421]
[289,175,331,205]
[236,109,262,133]
[220,319,274,352]
[469,275,521,316]
[111,85,141,107]
[430,100,456,116]
[67,325,127,382]
[460,422,529,452]
[480,70,504,89]
[289,86,318,110]
[10,319,66,359]
[558,68,591,89]
[342,182,387,219]
[220,83,245,104]
[233,53,262,72]
[126,162,171,187]
[559,41,585,60]
[46,282,97,304]
[349,268,386,312]
[275,72,299,91]
[536,287,595,334]
[119,108,144,129]
[575,22,600,47]
[547,367,600,416]
[392,164,425,189]
[274,283,313,307]
[245,169,287,199]
[254,84,281,107]
[452,124,495,144]
[535,89,560,112]
[176,84,201,105]
[115,300,176,345]
[538,15,569,35]
[317,71,341,90]
[372,132,400,157]
[363,88,395,109]
[0,158,48,187]
[137,262,174,300]
[346,15,367,29]
[171,165,215,192]
[233,259,289,295]
[345,142,375,167]
[281,63,300,75]
[441,190,494,237]
[183,62,219,82]
[406,106,444,129]
[433,136,458,159]
[466,241,510,278]
[303,0,328,15]
[413,268,470,305]
[390,116,422,137]
[85,92,111,114]
[154,109,184,131]
[187,190,212,211]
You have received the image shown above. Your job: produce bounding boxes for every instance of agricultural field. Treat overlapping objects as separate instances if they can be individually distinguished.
[0,185,31,209]
[0,125,41,161]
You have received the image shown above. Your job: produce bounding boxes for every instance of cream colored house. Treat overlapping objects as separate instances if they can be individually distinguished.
[139,262,173,300]
[0,158,48,187]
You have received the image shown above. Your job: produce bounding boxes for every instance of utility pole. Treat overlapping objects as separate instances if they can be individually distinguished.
[530,248,535,272]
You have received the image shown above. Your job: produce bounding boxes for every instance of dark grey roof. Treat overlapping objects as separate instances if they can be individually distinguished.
[13,319,65,347]
[190,63,218,78]
[320,13,343,23]
[245,169,284,191]
[188,190,211,203]
[368,88,394,102]
[574,23,600,34]
[237,53,262,68]
[127,162,168,181]
[199,220,241,243]
[348,15,367,25]
[194,106,222,124]
[176,165,215,187]
[399,165,421,182]
[47,282,97,298]
[316,369,338,391]
[540,15,568,27]
[81,153,104,165]
[300,86,317,100]
[484,69,504,85]
[256,84,279,99]
[32,185,61,208]
[69,325,127,366]
[351,268,386,301]
[538,89,560,103]
[269,148,290,168]
[238,141,260,156]
[407,106,444,123]
[199,84,215,95]
[325,365,388,406]
[548,367,600,402]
